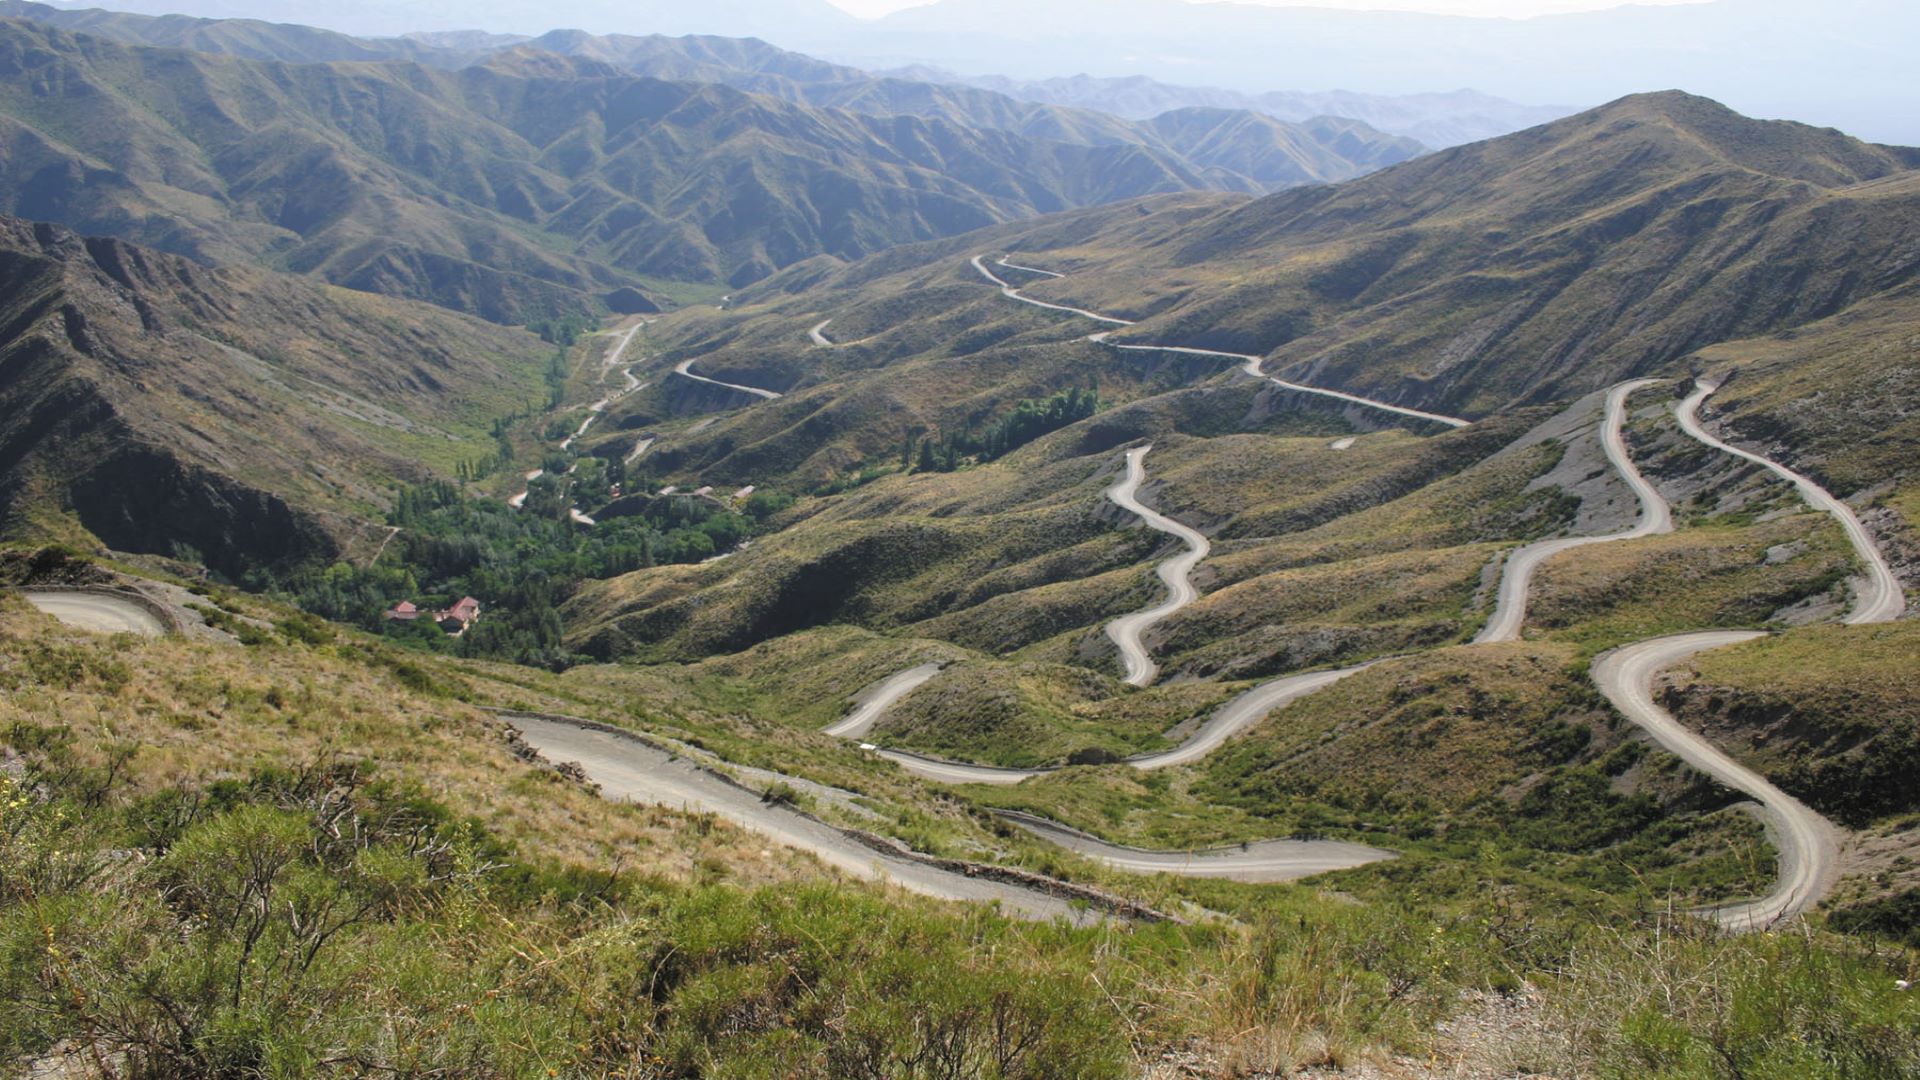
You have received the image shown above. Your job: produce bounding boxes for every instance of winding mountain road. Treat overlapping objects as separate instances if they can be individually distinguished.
[1677,382,1905,625]
[503,714,1089,922]
[673,358,784,400]
[1475,379,1673,645]
[513,321,651,511]
[1591,633,1841,929]
[22,591,167,636]
[835,664,1392,880]
[809,319,836,347]
[1569,379,1904,928]
[582,268,1897,916]
[823,662,946,740]
[977,255,1470,428]
[1104,445,1211,687]
[971,255,1135,326]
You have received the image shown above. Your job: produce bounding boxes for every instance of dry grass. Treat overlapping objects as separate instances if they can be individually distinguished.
[1525,513,1856,651]
[0,597,811,889]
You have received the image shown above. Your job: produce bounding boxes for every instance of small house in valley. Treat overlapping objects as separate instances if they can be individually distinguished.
[383,597,481,636]
[437,597,481,636]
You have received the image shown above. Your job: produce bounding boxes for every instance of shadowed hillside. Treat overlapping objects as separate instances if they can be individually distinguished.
[0,215,551,572]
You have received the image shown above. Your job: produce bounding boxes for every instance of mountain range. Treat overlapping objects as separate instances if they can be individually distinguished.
[1,6,1918,1072]
[883,70,1573,149]
[0,13,1426,322]
[10,0,1570,149]
[33,0,1918,144]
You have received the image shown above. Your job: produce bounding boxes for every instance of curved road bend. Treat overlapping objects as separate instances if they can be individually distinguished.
[824,662,946,740]
[970,256,1136,326]
[1475,379,1673,645]
[974,256,1469,429]
[843,665,1375,786]
[996,256,1064,279]
[672,358,784,400]
[1104,445,1211,687]
[600,321,646,388]
[809,319,836,347]
[1679,381,1905,625]
[1002,813,1392,883]
[845,665,1392,881]
[504,714,1090,922]
[1591,634,1842,929]
[1107,340,1470,429]
[23,592,167,637]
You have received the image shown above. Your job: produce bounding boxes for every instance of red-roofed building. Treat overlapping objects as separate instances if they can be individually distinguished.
[436,597,481,636]
[384,601,421,622]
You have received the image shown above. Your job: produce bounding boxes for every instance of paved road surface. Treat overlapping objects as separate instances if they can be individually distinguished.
[1591,633,1842,928]
[673,358,784,400]
[809,319,835,346]
[1103,445,1211,687]
[23,592,167,636]
[505,714,1089,922]
[977,255,1469,428]
[1476,379,1672,644]
[1678,381,1905,625]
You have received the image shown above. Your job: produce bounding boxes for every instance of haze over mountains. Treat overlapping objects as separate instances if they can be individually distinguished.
[0,12,1431,322]
[41,0,1918,144]
[882,73,1574,149]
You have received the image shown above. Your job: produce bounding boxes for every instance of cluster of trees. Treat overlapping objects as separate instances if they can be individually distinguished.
[909,387,1099,473]
[527,311,598,347]
[454,415,526,483]
[261,479,755,669]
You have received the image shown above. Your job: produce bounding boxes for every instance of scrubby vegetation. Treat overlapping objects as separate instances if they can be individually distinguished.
[911,386,1101,471]
[2,594,1915,1078]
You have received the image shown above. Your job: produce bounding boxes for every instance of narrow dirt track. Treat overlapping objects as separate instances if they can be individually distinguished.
[1677,381,1905,625]
[672,357,784,400]
[1475,379,1672,644]
[1573,379,1907,928]
[823,662,945,740]
[970,255,1135,325]
[1001,812,1393,883]
[975,255,1470,428]
[1103,445,1211,687]
[1591,633,1842,929]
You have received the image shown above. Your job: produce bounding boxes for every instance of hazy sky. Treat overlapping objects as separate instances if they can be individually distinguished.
[827,0,1708,16]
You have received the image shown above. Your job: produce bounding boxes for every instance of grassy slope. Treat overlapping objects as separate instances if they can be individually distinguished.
[5,581,1916,1078]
